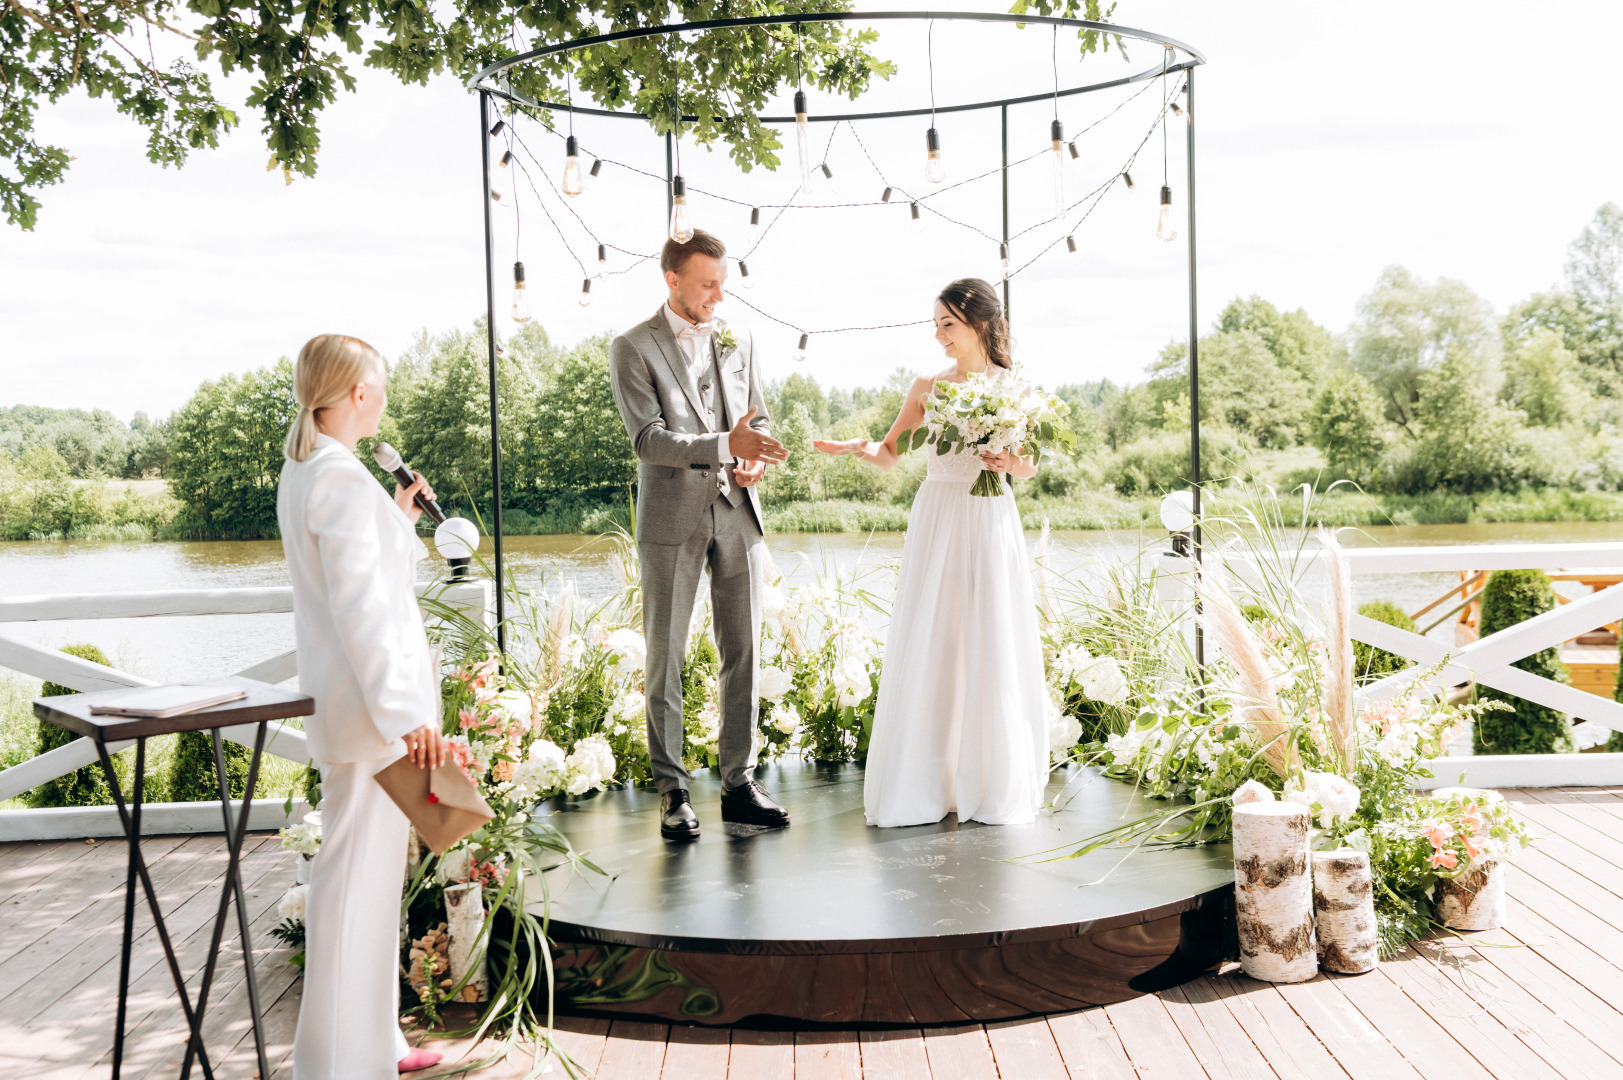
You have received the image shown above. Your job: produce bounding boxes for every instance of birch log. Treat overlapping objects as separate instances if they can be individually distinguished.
[444,881,489,1002]
[1233,802,1318,983]
[1312,849,1377,973]
[1436,857,1506,931]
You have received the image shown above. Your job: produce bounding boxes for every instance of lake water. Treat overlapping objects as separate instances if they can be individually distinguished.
[2,520,1620,691]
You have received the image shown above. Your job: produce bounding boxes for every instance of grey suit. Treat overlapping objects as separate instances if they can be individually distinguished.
[608,305,772,793]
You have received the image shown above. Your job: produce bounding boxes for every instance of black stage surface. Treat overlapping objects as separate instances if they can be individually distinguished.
[533,762,1235,1025]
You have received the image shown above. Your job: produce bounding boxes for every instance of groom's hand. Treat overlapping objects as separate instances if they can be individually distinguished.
[734,459,766,487]
[730,408,788,464]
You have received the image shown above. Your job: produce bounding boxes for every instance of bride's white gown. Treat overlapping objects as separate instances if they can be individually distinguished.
[863,440,1050,828]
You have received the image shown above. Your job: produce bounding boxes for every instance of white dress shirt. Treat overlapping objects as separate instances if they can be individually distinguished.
[664,302,733,464]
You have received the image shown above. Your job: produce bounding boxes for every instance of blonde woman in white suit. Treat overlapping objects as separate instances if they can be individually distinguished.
[277,334,447,1078]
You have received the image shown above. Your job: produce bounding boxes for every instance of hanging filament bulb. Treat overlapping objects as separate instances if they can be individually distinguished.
[792,333,809,363]
[587,159,603,189]
[910,202,923,231]
[794,89,811,193]
[1068,139,1080,161]
[1066,235,1078,254]
[1157,185,1178,243]
[597,243,607,272]
[1050,119,1066,217]
[1170,101,1188,125]
[881,186,894,203]
[999,243,1010,280]
[562,135,584,196]
[512,262,530,324]
[1121,171,1135,191]
[925,127,945,184]
[498,150,514,170]
[739,260,754,289]
[578,278,593,307]
[488,120,506,137]
[669,175,694,243]
[749,206,761,240]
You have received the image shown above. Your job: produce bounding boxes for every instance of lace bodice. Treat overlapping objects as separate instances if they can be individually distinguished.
[925,443,987,482]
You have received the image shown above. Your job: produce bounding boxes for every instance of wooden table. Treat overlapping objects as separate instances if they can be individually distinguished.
[33,676,314,1080]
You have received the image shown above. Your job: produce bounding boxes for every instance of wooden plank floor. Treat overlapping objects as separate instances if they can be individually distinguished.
[5,787,1623,1079]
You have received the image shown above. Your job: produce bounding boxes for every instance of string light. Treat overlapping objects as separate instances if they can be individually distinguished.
[881,186,894,203]
[924,20,945,184]
[588,159,603,187]
[1068,139,1080,160]
[794,29,811,193]
[999,243,1010,279]
[739,259,754,288]
[498,150,514,169]
[597,243,607,271]
[669,175,694,242]
[1066,235,1077,253]
[749,206,762,239]
[578,277,593,307]
[489,120,506,137]
[562,135,584,196]
[1157,185,1178,242]
[910,202,923,230]
[1121,171,1135,190]
[512,261,530,323]
[792,333,809,362]
[1050,120,1066,218]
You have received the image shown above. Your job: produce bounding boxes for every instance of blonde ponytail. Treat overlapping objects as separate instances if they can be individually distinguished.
[285,334,385,462]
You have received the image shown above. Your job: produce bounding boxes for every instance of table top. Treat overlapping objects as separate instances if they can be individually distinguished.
[33,676,314,742]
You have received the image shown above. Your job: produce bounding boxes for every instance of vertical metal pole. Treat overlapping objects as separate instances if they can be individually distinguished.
[665,131,675,217]
[1000,104,1011,323]
[479,90,507,654]
[1185,67,1202,673]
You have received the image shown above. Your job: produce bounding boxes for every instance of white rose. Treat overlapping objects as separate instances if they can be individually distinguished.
[493,689,534,731]
[605,627,647,672]
[613,688,646,724]
[762,584,787,625]
[834,658,871,708]
[1232,779,1275,807]
[1045,700,1082,764]
[759,665,793,699]
[277,884,307,924]
[1079,656,1129,706]
[436,847,472,884]
[771,702,802,735]
[563,734,616,794]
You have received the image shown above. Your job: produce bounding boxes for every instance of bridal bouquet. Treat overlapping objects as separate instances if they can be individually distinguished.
[899,370,1077,496]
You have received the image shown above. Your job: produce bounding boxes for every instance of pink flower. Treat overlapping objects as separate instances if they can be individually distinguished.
[1428,848,1459,870]
[1421,820,1450,847]
[1462,832,1488,861]
[458,708,480,731]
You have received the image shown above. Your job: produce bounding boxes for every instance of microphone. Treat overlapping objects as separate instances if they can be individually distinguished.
[372,442,446,525]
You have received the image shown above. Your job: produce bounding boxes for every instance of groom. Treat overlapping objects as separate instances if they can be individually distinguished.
[608,229,792,841]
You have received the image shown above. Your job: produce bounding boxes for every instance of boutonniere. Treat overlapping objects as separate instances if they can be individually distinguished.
[715,326,739,355]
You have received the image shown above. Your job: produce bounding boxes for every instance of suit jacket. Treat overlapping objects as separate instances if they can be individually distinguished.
[609,305,771,546]
[276,434,439,765]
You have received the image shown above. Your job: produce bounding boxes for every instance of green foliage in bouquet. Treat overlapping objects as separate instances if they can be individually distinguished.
[897,372,1078,496]
[1353,600,1416,683]
[30,643,113,808]
[1472,569,1575,755]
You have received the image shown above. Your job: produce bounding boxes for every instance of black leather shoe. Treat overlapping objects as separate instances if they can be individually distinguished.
[720,780,790,827]
[660,789,701,841]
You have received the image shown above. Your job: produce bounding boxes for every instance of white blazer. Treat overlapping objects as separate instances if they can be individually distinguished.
[277,434,439,765]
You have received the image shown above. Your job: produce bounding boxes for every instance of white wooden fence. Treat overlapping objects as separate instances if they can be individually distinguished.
[1160,540,1623,789]
[0,580,490,841]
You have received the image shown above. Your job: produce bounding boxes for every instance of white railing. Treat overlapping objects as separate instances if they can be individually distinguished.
[0,580,491,841]
[1159,540,1623,789]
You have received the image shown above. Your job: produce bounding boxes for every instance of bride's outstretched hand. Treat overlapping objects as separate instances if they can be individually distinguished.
[813,438,870,456]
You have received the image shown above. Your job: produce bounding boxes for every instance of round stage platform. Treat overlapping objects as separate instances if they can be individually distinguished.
[530,762,1236,1026]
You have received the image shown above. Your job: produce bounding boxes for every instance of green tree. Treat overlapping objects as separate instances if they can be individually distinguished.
[521,334,637,506]
[1400,353,1526,494]
[1216,294,1336,386]
[1351,601,1414,683]
[1502,206,1623,384]
[774,373,830,430]
[1308,369,1388,483]
[28,644,113,807]
[168,730,252,802]
[1472,569,1575,756]
[165,359,297,538]
[1502,328,1589,428]
[1151,330,1313,448]
[762,403,819,503]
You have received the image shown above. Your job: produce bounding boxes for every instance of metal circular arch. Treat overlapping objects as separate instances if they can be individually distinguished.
[467,10,1205,124]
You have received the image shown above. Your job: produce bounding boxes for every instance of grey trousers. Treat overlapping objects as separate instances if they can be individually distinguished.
[640,494,766,793]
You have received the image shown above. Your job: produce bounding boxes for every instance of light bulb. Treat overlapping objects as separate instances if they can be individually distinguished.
[490,187,503,203]
[1050,119,1066,217]
[910,202,923,231]
[498,149,514,170]
[1159,490,1196,534]
[488,120,506,137]
[597,243,607,271]
[999,243,1010,280]
[816,161,840,200]
[578,278,592,307]
[1121,171,1135,191]
[669,175,694,243]
[587,158,603,189]
[511,261,530,324]
[496,344,509,359]
[749,206,761,240]
[1171,101,1190,126]
[792,333,809,363]
[1066,235,1077,254]
[925,127,945,184]
[1068,139,1080,161]
[562,135,584,196]
[881,186,894,203]
[1157,185,1177,243]
[739,259,754,289]
[794,89,811,193]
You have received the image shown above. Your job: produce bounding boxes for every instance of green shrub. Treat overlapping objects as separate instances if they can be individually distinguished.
[1104,429,1253,496]
[168,729,252,802]
[1472,569,1575,755]
[1353,601,1416,682]
[1609,634,1623,753]
[28,644,113,807]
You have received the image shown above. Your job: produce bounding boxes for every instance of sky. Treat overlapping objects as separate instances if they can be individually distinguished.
[2,1,1620,422]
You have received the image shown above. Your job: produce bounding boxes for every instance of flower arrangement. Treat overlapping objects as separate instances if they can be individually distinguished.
[897,369,1077,496]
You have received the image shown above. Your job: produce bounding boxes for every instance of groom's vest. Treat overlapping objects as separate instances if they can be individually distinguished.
[702,349,744,508]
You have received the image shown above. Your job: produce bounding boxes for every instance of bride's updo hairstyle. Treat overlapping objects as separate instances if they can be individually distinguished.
[284,334,385,462]
[937,278,1013,370]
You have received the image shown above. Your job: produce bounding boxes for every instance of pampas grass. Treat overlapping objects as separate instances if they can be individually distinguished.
[1319,528,1357,773]
[1201,558,1299,781]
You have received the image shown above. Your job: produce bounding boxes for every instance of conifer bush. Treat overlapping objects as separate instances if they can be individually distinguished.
[28,644,113,807]
[1472,569,1575,755]
[168,730,252,801]
[1354,601,1416,682]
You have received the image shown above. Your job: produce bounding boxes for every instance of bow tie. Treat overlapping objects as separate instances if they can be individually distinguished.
[676,321,713,342]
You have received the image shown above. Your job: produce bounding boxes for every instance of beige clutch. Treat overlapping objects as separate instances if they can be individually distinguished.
[374,756,496,855]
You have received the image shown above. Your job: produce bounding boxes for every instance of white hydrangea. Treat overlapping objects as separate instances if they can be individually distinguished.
[833,657,872,708]
[759,664,793,699]
[506,738,566,803]
[1078,656,1130,706]
[1284,771,1362,828]
[278,821,321,856]
[604,627,646,672]
[1045,700,1082,764]
[770,701,802,735]
[693,702,722,758]
[1232,779,1275,806]
[560,633,587,670]
[564,734,616,795]
[492,689,535,732]
[761,583,787,627]
[1053,643,1093,685]
[277,884,307,925]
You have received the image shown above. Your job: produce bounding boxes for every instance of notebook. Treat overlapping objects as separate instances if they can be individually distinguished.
[88,684,249,719]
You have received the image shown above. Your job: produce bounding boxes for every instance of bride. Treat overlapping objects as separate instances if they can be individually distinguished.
[815,278,1049,828]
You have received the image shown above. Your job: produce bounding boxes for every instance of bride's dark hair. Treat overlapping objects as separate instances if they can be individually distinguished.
[937,278,1012,369]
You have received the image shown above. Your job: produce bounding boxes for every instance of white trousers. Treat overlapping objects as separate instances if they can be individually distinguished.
[293,750,412,1080]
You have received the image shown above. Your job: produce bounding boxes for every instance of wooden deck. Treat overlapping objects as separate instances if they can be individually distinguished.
[5,787,1623,1079]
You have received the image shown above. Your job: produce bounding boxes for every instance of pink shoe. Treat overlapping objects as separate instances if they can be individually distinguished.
[399,1048,443,1073]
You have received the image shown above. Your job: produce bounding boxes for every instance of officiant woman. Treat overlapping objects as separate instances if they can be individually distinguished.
[277,333,449,1078]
